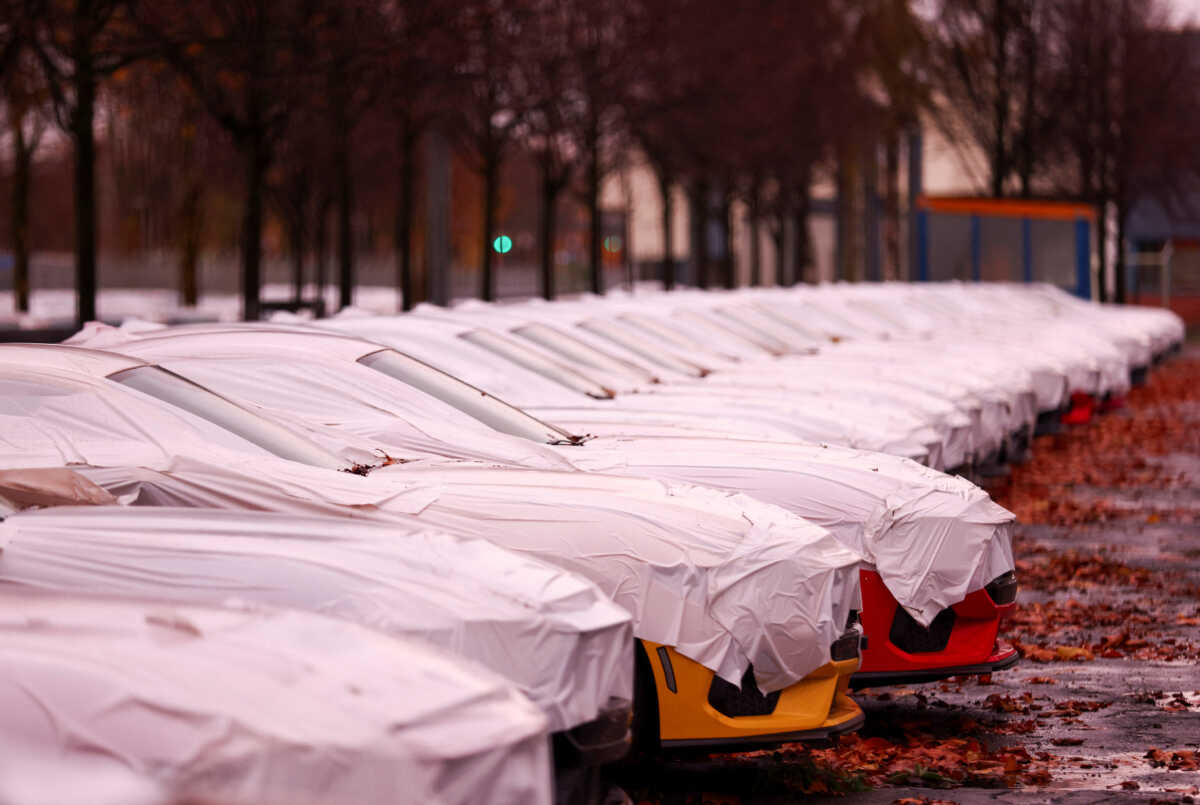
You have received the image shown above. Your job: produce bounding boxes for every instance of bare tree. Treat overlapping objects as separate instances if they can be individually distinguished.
[27,0,142,325]
[930,0,1047,197]
[451,0,530,302]
[857,0,929,279]
[374,1,459,310]
[1046,0,1199,302]
[3,39,48,312]
[132,0,322,320]
[522,0,579,300]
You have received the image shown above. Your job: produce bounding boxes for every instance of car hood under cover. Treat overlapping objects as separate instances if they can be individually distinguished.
[0,505,632,733]
[0,591,552,805]
[0,376,862,693]
[561,434,1015,626]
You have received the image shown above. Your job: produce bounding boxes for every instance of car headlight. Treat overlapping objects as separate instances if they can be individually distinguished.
[985,571,1018,605]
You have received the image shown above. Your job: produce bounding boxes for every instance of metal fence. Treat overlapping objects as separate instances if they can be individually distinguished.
[915,197,1093,298]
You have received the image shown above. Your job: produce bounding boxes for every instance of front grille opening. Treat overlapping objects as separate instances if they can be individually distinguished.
[889,606,956,653]
[707,665,781,718]
[830,629,862,661]
[985,571,1019,606]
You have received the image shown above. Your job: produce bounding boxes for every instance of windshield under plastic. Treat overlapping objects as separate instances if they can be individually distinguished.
[458,329,616,400]
[108,365,352,470]
[513,322,659,384]
[357,348,584,445]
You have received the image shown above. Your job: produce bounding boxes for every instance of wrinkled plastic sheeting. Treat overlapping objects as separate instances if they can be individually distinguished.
[528,405,806,441]
[567,436,1014,626]
[63,324,1002,625]
[321,314,591,407]
[0,366,860,690]
[369,465,864,692]
[71,460,861,693]
[0,467,116,513]
[63,327,989,630]
[0,592,552,805]
[67,323,578,472]
[0,735,168,805]
[0,370,444,515]
[318,316,938,462]
[0,505,633,733]
[0,369,296,470]
[159,356,577,470]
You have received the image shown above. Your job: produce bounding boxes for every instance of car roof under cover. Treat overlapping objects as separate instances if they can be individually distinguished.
[68,323,385,363]
[0,504,632,733]
[0,343,146,377]
[0,590,552,805]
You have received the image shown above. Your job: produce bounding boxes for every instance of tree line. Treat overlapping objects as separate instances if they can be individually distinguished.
[1,0,1197,323]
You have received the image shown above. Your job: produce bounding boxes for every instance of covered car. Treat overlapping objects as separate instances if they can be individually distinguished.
[320,311,939,464]
[0,343,866,747]
[0,591,552,805]
[0,501,633,738]
[475,295,1024,468]
[72,324,1018,688]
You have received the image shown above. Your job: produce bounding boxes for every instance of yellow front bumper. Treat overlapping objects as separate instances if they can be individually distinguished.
[641,640,863,748]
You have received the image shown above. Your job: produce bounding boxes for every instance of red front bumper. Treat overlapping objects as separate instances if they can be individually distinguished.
[850,569,1018,689]
[1062,391,1096,425]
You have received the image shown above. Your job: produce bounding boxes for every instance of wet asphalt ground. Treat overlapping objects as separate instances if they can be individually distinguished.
[618,347,1200,804]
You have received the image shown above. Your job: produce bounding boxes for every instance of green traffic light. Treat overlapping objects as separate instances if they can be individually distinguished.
[493,235,513,254]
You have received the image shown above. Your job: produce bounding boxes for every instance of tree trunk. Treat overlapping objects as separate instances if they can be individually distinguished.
[72,58,98,325]
[395,121,417,311]
[835,150,859,282]
[862,145,879,282]
[658,169,675,290]
[12,111,31,313]
[718,193,734,289]
[772,186,790,286]
[586,115,603,295]
[1114,198,1128,304]
[481,148,498,302]
[178,182,202,307]
[748,180,761,286]
[1017,2,1038,198]
[241,133,267,321]
[792,173,812,285]
[990,0,1011,198]
[883,134,901,280]
[691,180,710,289]
[289,216,305,304]
[771,213,786,287]
[1095,202,1109,303]
[312,197,329,309]
[336,102,355,311]
[538,152,559,301]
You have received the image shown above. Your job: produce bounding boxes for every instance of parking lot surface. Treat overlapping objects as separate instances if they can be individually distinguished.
[618,348,1200,804]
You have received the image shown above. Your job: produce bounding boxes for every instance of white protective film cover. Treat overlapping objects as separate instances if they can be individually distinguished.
[416,304,949,454]
[68,324,580,471]
[564,436,1014,625]
[79,461,863,693]
[0,353,862,693]
[0,359,444,514]
[319,314,938,461]
[0,505,632,733]
[0,591,551,805]
[68,321,1007,624]
[482,296,982,451]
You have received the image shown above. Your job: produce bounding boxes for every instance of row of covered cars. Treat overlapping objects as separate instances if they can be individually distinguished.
[0,281,1183,804]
